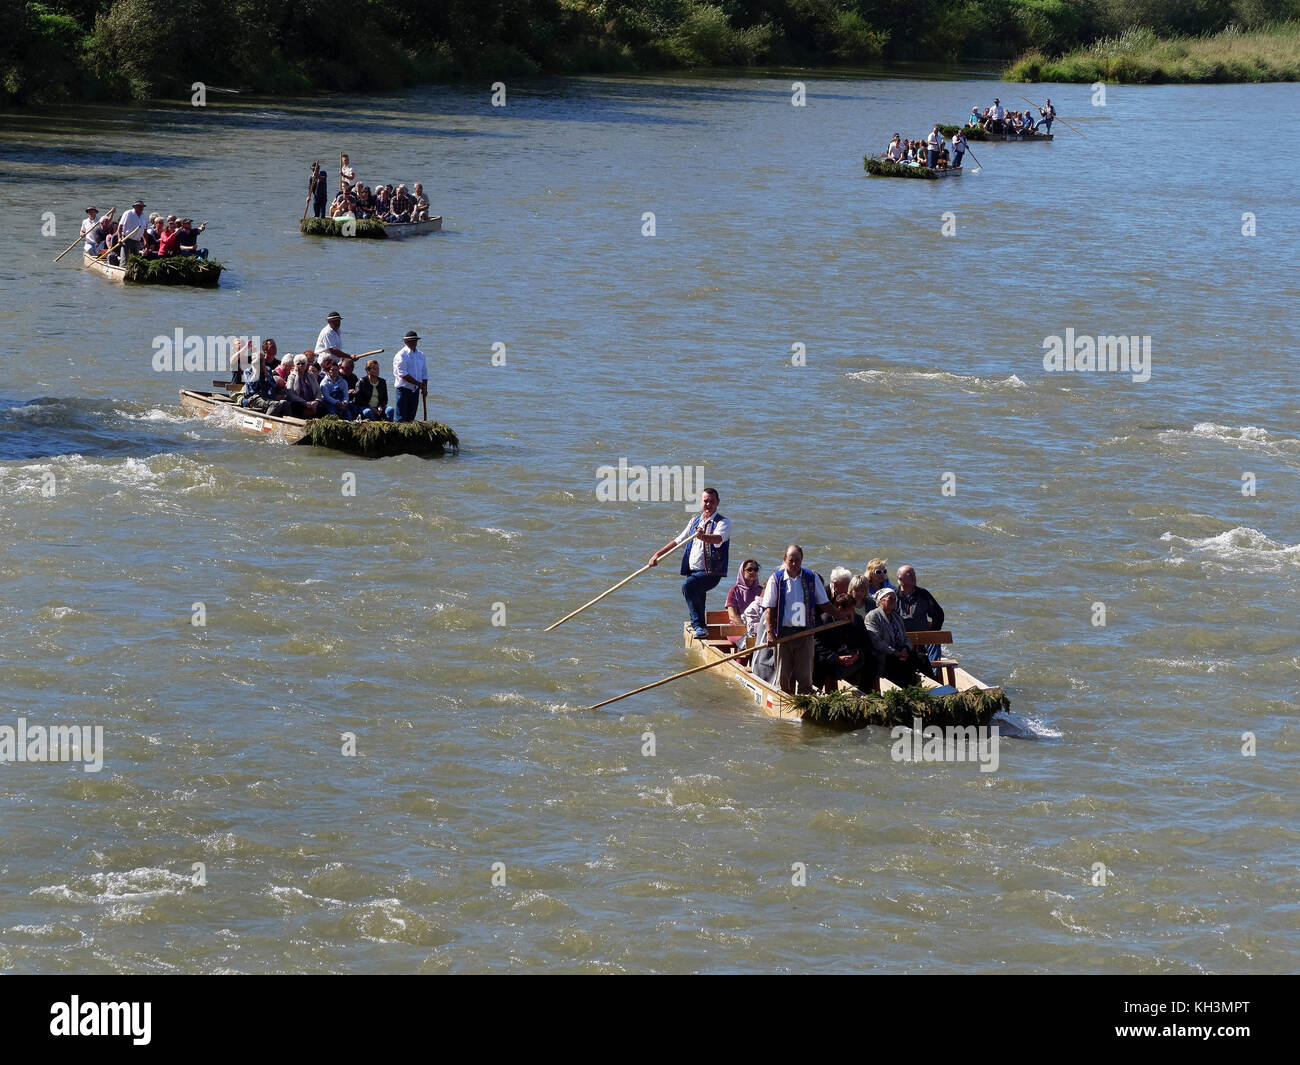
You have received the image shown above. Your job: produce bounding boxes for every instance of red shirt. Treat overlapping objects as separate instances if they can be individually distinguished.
[157,229,180,256]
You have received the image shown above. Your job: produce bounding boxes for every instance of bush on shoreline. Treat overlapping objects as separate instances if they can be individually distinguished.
[6,1,1300,107]
[1007,19,1300,82]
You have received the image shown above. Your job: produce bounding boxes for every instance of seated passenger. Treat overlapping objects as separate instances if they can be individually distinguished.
[411,183,430,222]
[329,188,355,218]
[388,184,412,222]
[848,573,873,620]
[726,560,763,652]
[864,587,935,688]
[865,557,893,604]
[885,134,903,162]
[155,219,180,258]
[339,356,358,391]
[937,146,950,169]
[827,566,853,600]
[895,565,946,663]
[285,352,324,417]
[353,185,375,219]
[374,185,391,218]
[177,219,208,258]
[318,357,352,418]
[354,358,388,421]
[813,594,876,693]
[240,340,292,415]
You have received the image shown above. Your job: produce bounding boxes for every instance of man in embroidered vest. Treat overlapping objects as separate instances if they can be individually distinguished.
[648,487,730,640]
[760,544,830,694]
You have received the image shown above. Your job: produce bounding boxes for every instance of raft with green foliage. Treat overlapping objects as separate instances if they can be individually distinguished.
[177,390,458,456]
[300,216,443,240]
[864,156,961,179]
[301,415,458,457]
[936,123,1051,142]
[793,685,1009,729]
[83,251,223,286]
[683,620,1006,729]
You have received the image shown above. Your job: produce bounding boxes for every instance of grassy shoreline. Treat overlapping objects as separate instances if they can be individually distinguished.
[1007,21,1300,83]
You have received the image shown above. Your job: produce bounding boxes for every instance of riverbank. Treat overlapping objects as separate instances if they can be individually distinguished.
[1006,21,1300,83]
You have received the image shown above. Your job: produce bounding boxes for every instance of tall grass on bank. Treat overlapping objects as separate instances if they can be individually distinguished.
[1007,21,1300,82]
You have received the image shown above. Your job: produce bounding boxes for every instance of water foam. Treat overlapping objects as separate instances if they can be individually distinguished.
[1160,527,1300,568]
[1158,422,1299,454]
[846,368,1027,394]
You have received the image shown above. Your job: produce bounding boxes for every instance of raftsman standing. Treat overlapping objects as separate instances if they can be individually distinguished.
[392,330,428,422]
[648,487,730,639]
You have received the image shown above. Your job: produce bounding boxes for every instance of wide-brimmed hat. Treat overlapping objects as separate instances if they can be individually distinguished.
[326,312,341,322]
[403,330,419,342]
[132,199,145,207]
[85,206,98,214]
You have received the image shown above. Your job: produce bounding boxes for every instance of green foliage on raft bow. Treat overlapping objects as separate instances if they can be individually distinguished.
[793,685,1009,729]
[123,254,223,286]
[864,156,940,179]
[299,217,390,239]
[936,123,989,140]
[301,416,460,458]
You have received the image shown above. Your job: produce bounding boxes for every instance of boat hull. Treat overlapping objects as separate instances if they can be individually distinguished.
[178,390,309,444]
[82,251,126,281]
[383,217,442,238]
[682,622,1000,726]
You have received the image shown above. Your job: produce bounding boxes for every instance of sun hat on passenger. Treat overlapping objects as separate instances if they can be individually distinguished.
[875,587,897,601]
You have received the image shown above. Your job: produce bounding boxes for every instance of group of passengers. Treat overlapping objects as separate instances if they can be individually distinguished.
[723,551,947,695]
[308,156,431,223]
[234,312,429,424]
[883,126,967,170]
[81,199,208,264]
[968,97,1054,135]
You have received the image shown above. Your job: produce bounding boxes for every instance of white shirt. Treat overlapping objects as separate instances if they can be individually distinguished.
[315,325,342,356]
[341,164,356,183]
[81,216,102,250]
[119,208,147,242]
[990,103,1005,120]
[760,568,828,629]
[674,513,730,571]
[927,130,942,148]
[393,345,427,390]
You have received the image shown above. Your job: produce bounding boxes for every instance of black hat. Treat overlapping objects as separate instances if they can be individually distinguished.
[403,330,420,342]
[133,199,145,207]
[326,311,342,322]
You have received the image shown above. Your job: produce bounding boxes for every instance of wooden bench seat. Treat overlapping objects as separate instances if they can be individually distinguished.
[907,630,956,687]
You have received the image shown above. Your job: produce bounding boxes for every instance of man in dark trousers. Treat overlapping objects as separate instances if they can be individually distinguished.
[648,487,730,640]
[309,162,328,218]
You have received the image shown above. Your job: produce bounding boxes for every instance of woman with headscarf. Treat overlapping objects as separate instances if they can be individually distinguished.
[725,559,763,652]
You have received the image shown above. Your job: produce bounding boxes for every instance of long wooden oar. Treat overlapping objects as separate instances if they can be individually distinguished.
[353,348,384,359]
[545,539,687,633]
[587,618,851,711]
[965,145,985,174]
[1018,95,1085,139]
[53,209,114,263]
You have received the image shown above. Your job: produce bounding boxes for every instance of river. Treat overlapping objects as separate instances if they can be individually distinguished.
[0,72,1296,973]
